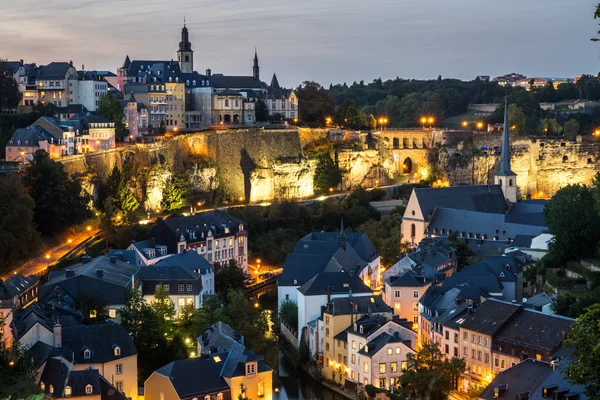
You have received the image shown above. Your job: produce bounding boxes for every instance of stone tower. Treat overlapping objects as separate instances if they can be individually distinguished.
[494,99,518,203]
[177,20,194,73]
[253,49,259,80]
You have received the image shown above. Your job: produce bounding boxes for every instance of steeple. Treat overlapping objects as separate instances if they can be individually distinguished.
[338,218,347,250]
[253,48,259,80]
[270,73,280,91]
[494,98,517,203]
[178,20,194,73]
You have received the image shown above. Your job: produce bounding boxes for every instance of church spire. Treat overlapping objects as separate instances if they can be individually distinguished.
[253,48,259,80]
[338,218,347,250]
[178,20,194,73]
[494,98,517,203]
[498,98,514,176]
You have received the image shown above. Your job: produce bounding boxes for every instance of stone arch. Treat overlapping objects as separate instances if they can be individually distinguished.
[224,114,231,123]
[403,157,413,174]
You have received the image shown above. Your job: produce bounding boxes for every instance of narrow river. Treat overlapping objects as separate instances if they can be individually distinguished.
[252,284,345,400]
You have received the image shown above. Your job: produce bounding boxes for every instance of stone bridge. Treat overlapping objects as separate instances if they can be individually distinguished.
[378,129,433,176]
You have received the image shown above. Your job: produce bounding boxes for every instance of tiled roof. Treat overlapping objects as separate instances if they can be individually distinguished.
[459,298,521,335]
[297,272,372,296]
[37,62,73,80]
[413,185,508,221]
[211,74,264,90]
[0,273,38,299]
[358,332,407,357]
[479,359,553,400]
[140,266,202,295]
[324,296,391,316]
[40,358,101,397]
[386,271,431,287]
[6,125,55,146]
[61,323,137,364]
[157,250,213,274]
[196,321,245,355]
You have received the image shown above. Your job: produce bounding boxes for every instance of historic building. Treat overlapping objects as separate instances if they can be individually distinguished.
[118,24,297,131]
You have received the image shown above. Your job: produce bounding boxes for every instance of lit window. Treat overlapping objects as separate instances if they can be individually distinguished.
[213,355,222,362]
[49,385,54,394]
[390,362,397,372]
[85,385,93,394]
[387,348,392,355]
[364,362,369,373]
[396,347,400,354]
[40,382,45,390]
[114,346,121,356]
[65,386,72,396]
[536,354,542,361]
[379,363,386,373]
[258,381,264,397]
[109,309,116,318]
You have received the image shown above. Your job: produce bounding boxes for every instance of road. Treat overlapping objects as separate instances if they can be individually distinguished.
[3,228,99,280]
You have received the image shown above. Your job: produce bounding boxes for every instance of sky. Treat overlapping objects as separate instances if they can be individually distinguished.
[1,0,599,88]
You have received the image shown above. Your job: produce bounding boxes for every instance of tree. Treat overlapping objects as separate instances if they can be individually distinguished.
[0,340,39,397]
[564,119,581,140]
[397,342,466,400]
[334,98,368,130]
[150,285,176,333]
[448,232,475,268]
[543,184,600,265]
[0,174,41,275]
[255,99,269,122]
[279,300,298,330]
[213,259,246,293]
[97,93,127,139]
[584,78,600,101]
[538,118,562,135]
[508,104,528,135]
[358,213,407,266]
[564,304,600,399]
[161,173,188,211]
[0,60,22,112]
[22,150,90,236]
[295,81,335,125]
[314,153,342,192]
[114,180,139,219]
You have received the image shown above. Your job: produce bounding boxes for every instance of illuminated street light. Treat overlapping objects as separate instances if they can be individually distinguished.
[254,302,259,309]
[420,117,427,125]
[238,196,244,202]
[45,254,50,260]
[293,118,298,124]
[594,129,600,137]
[256,258,261,264]
[68,238,73,244]
[329,187,334,193]
[185,338,191,344]
[174,126,178,132]
[8,360,15,367]
[116,215,122,221]
[86,225,92,232]
[462,121,468,128]
[476,121,484,130]
[428,117,434,125]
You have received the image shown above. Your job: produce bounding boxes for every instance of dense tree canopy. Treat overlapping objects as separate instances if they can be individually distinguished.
[295,81,335,125]
[564,304,600,399]
[0,60,21,112]
[97,93,127,139]
[22,150,90,235]
[543,183,600,265]
[0,174,41,274]
[213,259,246,293]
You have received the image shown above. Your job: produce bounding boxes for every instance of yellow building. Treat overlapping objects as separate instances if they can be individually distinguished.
[145,350,273,400]
[58,323,139,399]
[166,80,185,131]
[318,296,393,382]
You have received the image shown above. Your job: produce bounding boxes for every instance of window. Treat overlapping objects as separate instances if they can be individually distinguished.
[179,298,186,306]
[454,347,459,357]
[338,354,342,363]
[337,341,341,348]
[394,290,400,298]
[472,334,476,343]
[178,283,184,291]
[187,284,193,292]
[413,303,419,311]
[326,343,330,351]
[485,353,490,363]
[495,358,499,367]
[84,349,91,359]
[351,371,355,380]
[217,394,223,400]
[352,340,356,349]
[257,381,265,397]
[387,348,393,355]
[472,349,476,359]
[445,330,449,340]
[390,362,397,372]
[464,332,468,340]
[204,396,210,400]
[326,316,330,325]
[413,316,418,323]
[326,328,330,337]
[246,362,256,375]
[454,333,459,343]
[478,336,482,345]
[116,363,123,374]
[401,361,408,371]
[351,354,356,364]
[477,351,482,360]
[395,347,400,354]
[413,290,419,298]
[379,363,386,374]
[114,346,121,356]
[85,385,93,394]
[536,354,542,361]
[445,344,449,354]
[501,359,505,368]
[49,385,54,394]
[109,309,117,318]
[65,386,72,396]
[364,362,369,373]
[485,337,489,347]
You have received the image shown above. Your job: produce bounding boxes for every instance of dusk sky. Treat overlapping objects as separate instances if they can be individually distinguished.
[2,0,599,87]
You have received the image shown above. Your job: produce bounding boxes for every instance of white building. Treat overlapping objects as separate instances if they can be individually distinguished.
[68,71,108,112]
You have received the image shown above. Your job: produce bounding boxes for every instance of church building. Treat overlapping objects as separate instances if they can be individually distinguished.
[116,23,297,134]
[401,100,547,248]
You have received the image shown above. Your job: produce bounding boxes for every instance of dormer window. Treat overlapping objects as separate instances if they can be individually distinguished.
[85,384,93,394]
[354,323,357,331]
[114,345,121,356]
[49,385,54,394]
[360,326,364,334]
[245,361,257,376]
[40,382,45,390]
[193,80,196,86]
[65,386,72,396]
[84,349,91,359]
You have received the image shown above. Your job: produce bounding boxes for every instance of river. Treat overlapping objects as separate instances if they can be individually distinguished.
[252,284,345,400]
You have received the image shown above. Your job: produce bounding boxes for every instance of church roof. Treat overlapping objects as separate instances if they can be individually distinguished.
[270,73,280,91]
[121,55,131,69]
[210,74,264,90]
[413,185,508,221]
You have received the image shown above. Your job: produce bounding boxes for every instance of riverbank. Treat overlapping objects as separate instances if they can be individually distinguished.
[278,333,359,400]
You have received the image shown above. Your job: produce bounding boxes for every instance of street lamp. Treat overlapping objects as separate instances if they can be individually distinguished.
[476,121,484,131]
[174,126,179,133]
[329,187,334,193]
[462,121,469,128]
[68,238,73,244]
[595,129,600,137]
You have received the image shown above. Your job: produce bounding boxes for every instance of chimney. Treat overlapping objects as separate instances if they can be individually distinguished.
[96,269,104,278]
[20,59,24,66]
[69,60,73,67]
[82,64,85,71]
[327,286,331,303]
[54,323,62,348]
[110,255,117,264]
[66,269,75,278]
[206,68,211,77]
[82,255,91,264]
[379,316,387,326]
[392,315,400,324]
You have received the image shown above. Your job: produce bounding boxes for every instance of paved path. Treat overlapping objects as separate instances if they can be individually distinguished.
[2,229,99,280]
